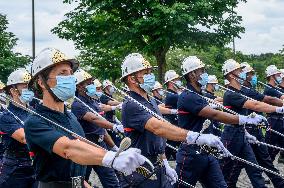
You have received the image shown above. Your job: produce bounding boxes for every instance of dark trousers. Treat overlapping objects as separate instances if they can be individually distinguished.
[175,145,227,188]
[0,157,37,188]
[247,127,284,188]
[220,126,266,188]
[165,140,180,160]
[265,116,284,161]
[85,134,120,188]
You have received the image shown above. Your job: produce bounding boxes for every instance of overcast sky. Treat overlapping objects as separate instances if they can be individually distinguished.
[0,0,283,58]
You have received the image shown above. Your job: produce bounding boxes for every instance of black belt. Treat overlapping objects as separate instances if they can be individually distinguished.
[38,181,72,188]
[4,150,30,158]
[38,176,84,188]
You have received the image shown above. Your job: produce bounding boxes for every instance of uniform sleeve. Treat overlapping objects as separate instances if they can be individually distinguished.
[122,101,152,133]
[248,90,265,101]
[226,92,247,108]
[0,113,22,136]
[100,95,111,105]
[180,92,208,115]
[71,101,89,120]
[264,88,282,98]
[24,116,64,154]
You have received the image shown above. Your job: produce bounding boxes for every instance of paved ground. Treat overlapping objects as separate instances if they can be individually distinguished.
[89,154,284,188]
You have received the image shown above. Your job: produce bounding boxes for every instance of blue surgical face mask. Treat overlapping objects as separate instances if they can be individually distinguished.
[198,73,209,86]
[237,72,247,85]
[275,76,282,85]
[250,75,258,87]
[214,84,219,91]
[174,80,182,88]
[51,75,76,101]
[109,87,115,95]
[139,73,156,93]
[19,89,34,104]
[157,90,164,96]
[96,91,103,98]
[86,84,97,97]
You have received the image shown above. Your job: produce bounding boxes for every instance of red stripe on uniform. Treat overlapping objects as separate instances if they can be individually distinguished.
[29,152,35,157]
[178,110,190,114]
[224,106,232,109]
[0,131,6,135]
[124,128,134,132]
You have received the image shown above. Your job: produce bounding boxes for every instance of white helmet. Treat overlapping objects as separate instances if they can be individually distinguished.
[164,70,180,84]
[181,56,204,76]
[102,80,113,89]
[6,68,31,87]
[152,81,163,91]
[265,65,280,77]
[224,79,229,86]
[74,69,92,85]
[222,59,245,76]
[241,62,254,74]
[208,75,218,84]
[121,53,152,80]
[29,48,79,87]
[0,81,5,90]
[93,79,102,88]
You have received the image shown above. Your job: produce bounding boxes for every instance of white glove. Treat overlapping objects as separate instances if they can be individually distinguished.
[245,131,258,144]
[186,131,231,157]
[170,109,178,115]
[102,148,146,175]
[113,124,124,133]
[276,107,284,114]
[111,103,122,111]
[111,145,119,152]
[163,159,178,185]
[239,114,267,125]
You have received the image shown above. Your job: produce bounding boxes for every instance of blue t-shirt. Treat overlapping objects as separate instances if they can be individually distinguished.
[177,83,209,133]
[263,84,283,117]
[25,104,86,182]
[0,103,30,158]
[122,91,166,157]
[223,86,248,125]
[153,96,163,106]
[203,90,217,100]
[72,95,106,136]
[100,93,116,123]
[164,89,178,125]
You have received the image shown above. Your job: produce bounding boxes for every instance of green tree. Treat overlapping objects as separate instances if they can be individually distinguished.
[0,14,31,83]
[53,0,246,82]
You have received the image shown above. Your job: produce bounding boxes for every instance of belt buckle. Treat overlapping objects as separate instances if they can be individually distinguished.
[98,135,104,142]
[71,176,84,188]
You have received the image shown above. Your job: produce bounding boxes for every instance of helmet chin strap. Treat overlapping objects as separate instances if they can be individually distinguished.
[39,75,62,102]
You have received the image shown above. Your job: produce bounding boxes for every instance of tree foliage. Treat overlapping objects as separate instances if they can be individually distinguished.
[0,14,31,83]
[53,0,246,82]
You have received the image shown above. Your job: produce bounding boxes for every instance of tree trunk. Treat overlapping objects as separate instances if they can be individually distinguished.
[154,50,167,83]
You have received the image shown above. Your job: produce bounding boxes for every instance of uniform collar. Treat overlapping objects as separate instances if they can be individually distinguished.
[36,103,68,116]
[167,88,177,94]
[186,83,201,94]
[129,91,152,103]
[228,86,241,92]
[104,92,112,98]
[205,90,214,95]
[8,102,26,113]
[77,93,94,103]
